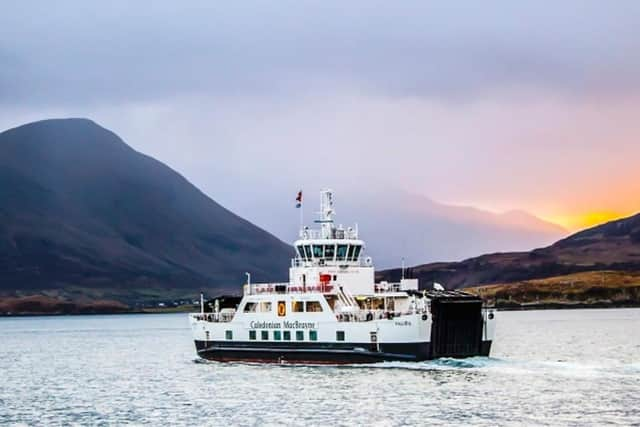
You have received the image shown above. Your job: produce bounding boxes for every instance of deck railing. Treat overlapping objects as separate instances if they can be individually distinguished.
[244,282,334,295]
[191,312,235,323]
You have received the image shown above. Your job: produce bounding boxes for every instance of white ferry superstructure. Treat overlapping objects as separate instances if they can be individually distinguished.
[190,189,496,364]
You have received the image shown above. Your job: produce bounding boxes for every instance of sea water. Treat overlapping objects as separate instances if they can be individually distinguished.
[1,309,638,426]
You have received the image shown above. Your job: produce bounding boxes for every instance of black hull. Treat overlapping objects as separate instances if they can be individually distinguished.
[194,340,492,364]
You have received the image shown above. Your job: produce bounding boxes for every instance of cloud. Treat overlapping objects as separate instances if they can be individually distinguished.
[2,1,640,108]
[1,0,640,254]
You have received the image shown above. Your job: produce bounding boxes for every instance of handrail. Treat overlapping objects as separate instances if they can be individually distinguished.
[290,258,369,268]
[244,282,334,296]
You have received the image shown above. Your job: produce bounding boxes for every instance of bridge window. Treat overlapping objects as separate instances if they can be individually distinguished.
[249,330,256,340]
[261,330,269,340]
[273,330,281,341]
[347,245,356,261]
[297,245,306,260]
[336,331,345,341]
[296,331,304,341]
[324,244,335,260]
[292,301,304,312]
[306,301,323,312]
[243,302,258,313]
[309,330,318,341]
[352,245,362,260]
[283,331,291,341]
[312,245,324,258]
[225,330,233,340]
[336,244,348,261]
[304,245,312,259]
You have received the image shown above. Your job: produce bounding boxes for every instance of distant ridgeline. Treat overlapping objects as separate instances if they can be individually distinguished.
[1,118,638,313]
[0,118,292,307]
[378,213,640,308]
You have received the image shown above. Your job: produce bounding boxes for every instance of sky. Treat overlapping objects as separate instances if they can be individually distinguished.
[1,0,640,233]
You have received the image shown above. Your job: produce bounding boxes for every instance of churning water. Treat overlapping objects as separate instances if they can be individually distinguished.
[1,309,639,426]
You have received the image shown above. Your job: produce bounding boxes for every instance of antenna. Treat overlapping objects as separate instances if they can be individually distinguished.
[401,257,405,280]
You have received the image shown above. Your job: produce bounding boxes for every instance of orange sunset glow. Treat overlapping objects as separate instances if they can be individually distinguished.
[543,211,635,232]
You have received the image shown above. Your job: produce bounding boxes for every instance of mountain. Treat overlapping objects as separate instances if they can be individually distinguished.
[235,189,566,268]
[334,191,565,268]
[0,118,292,303]
[378,212,640,289]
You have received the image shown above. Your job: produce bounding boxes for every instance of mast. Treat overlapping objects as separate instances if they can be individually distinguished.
[317,189,335,239]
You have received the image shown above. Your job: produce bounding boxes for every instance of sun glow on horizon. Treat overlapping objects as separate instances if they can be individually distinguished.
[542,211,632,232]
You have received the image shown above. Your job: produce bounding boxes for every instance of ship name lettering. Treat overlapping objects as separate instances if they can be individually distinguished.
[249,321,282,329]
[394,320,411,326]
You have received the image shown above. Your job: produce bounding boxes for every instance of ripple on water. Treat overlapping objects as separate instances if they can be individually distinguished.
[1,310,639,426]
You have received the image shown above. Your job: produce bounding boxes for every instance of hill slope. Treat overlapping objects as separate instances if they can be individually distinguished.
[378,213,640,289]
[234,189,566,268]
[0,119,292,302]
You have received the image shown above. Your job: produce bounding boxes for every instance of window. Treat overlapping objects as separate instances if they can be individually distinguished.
[261,330,269,340]
[312,245,324,258]
[259,302,272,313]
[333,275,337,281]
[324,244,335,260]
[249,330,256,340]
[225,330,233,340]
[297,245,306,260]
[305,301,323,312]
[273,330,281,341]
[283,331,291,341]
[353,245,362,261]
[309,330,318,341]
[277,301,286,317]
[336,244,348,261]
[296,331,304,341]
[336,331,345,341]
[347,245,355,261]
[243,302,258,313]
[304,245,312,259]
[292,301,304,312]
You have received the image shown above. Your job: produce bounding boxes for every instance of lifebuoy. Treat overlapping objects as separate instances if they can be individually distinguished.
[277,301,286,317]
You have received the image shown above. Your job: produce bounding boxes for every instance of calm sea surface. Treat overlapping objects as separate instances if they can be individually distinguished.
[1,309,639,426]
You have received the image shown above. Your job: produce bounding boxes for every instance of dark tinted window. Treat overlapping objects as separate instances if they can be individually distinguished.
[249,330,256,340]
[336,245,348,261]
[324,244,335,260]
[312,245,324,258]
[296,331,304,341]
[261,330,269,340]
[347,245,355,261]
[352,245,362,260]
[243,302,257,313]
[336,331,345,341]
[283,331,291,341]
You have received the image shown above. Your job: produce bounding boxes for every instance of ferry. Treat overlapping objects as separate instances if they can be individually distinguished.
[190,189,496,364]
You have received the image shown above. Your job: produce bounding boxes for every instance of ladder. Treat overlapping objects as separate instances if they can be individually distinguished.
[337,286,358,309]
